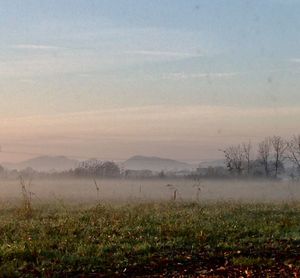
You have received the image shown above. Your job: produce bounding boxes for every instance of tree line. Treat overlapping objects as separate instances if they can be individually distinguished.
[73,159,120,178]
[0,159,121,179]
[222,135,300,178]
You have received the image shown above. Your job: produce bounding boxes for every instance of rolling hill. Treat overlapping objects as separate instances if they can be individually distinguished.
[3,156,79,172]
[123,155,195,171]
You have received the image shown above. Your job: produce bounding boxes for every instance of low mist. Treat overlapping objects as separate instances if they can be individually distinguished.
[1,177,300,205]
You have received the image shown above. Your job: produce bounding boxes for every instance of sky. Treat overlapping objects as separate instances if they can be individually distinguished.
[0,0,300,162]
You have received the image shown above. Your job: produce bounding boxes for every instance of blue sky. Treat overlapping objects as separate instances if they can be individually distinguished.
[0,0,300,161]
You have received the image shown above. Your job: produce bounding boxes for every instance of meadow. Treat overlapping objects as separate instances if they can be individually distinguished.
[0,179,300,277]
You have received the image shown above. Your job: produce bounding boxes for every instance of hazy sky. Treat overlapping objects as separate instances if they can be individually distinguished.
[1,0,300,162]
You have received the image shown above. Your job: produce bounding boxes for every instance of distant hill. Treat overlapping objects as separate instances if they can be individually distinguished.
[198,159,224,168]
[2,155,223,173]
[4,156,79,172]
[123,155,195,171]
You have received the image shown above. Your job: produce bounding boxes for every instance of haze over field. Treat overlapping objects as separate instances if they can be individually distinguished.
[0,0,300,164]
[1,3,300,276]
[1,179,300,204]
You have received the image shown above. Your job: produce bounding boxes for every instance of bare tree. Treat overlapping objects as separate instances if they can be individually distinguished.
[258,137,271,177]
[270,136,287,178]
[74,159,120,178]
[223,145,244,175]
[287,135,300,171]
[242,141,252,175]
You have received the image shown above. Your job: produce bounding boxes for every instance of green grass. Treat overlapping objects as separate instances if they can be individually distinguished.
[0,202,300,277]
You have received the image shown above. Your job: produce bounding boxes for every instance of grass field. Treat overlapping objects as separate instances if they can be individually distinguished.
[0,201,300,277]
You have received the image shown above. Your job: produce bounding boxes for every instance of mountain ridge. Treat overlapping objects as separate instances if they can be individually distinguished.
[123,155,196,171]
[1,155,222,172]
[3,155,79,172]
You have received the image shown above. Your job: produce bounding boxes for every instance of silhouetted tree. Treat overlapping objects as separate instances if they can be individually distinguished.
[270,136,287,178]
[74,159,120,178]
[101,161,120,177]
[287,135,300,172]
[223,145,244,175]
[158,170,165,178]
[257,137,271,177]
[0,165,4,177]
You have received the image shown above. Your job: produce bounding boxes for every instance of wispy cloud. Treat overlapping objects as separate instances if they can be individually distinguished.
[125,50,202,59]
[12,44,63,50]
[162,72,239,80]
[290,58,300,63]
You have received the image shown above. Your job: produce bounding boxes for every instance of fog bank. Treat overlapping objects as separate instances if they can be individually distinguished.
[1,178,299,204]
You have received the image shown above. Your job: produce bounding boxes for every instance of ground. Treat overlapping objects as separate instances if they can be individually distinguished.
[0,201,300,277]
